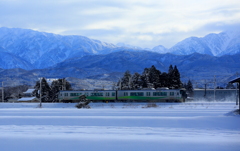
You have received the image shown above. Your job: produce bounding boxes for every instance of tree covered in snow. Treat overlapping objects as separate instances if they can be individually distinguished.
[50,78,72,102]
[33,78,72,102]
[118,70,132,90]
[131,72,142,89]
[184,80,194,97]
[141,68,150,88]
[33,78,51,102]
[168,65,181,89]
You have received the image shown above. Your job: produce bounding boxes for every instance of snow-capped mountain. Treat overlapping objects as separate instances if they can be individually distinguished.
[0,27,240,71]
[116,42,143,50]
[0,27,118,69]
[168,31,240,56]
[151,45,168,53]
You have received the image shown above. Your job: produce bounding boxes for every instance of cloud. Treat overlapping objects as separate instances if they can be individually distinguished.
[0,0,240,48]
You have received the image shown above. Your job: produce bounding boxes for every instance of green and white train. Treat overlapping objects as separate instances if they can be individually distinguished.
[58,88,187,103]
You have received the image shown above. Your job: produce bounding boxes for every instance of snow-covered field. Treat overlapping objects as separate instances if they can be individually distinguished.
[0,102,239,151]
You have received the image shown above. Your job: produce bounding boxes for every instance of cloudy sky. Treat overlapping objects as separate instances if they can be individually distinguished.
[0,0,240,48]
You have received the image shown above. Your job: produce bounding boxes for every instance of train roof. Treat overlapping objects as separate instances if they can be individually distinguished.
[59,90,116,92]
[59,89,182,93]
[194,89,237,91]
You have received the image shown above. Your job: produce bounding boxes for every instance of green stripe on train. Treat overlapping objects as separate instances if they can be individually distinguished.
[118,96,166,100]
[86,96,115,100]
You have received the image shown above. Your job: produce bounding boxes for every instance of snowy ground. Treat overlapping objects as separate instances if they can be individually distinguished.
[0,102,240,151]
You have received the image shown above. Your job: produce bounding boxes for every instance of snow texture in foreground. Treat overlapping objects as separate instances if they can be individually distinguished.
[0,102,239,151]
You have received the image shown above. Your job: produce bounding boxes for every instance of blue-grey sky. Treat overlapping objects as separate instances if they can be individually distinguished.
[0,0,240,48]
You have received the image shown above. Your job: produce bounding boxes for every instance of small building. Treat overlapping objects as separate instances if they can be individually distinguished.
[17,89,39,103]
[229,77,240,113]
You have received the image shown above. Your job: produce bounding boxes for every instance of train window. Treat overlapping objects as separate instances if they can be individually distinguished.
[130,92,144,96]
[91,93,103,96]
[106,92,110,96]
[153,92,167,96]
[170,92,174,96]
[124,92,128,96]
[146,92,151,96]
[64,93,68,96]
[112,93,115,96]
[70,93,82,96]
[85,93,88,96]
[162,92,167,96]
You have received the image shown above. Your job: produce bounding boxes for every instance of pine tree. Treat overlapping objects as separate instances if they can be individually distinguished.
[50,78,72,102]
[33,78,51,102]
[167,65,174,88]
[131,72,141,89]
[33,78,72,102]
[159,72,168,87]
[186,80,193,96]
[119,70,132,90]
[172,65,181,88]
[149,65,161,88]
[141,68,150,88]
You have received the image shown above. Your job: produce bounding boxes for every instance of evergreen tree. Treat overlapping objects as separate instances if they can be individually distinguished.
[33,78,72,102]
[168,65,174,74]
[131,72,141,89]
[159,72,168,87]
[186,80,193,96]
[119,70,132,90]
[149,65,161,88]
[167,65,174,88]
[33,78,51,102]
[50,78,72,102]
[141,68,150,88]
[172,65,181,88]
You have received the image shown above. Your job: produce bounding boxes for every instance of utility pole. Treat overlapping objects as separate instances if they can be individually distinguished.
[2,82,4,102]
[62,79,65,90]
[214,75,216,101]
[40,78,42,108]
[236,73,239,105]
[204,80,207,98]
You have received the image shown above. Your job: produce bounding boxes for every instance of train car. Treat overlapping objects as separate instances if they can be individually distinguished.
[58,88,186,103]
[58,90,116,103]
[117,88,186,102]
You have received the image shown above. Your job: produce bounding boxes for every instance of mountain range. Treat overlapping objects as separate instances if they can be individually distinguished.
[0,27,239,88]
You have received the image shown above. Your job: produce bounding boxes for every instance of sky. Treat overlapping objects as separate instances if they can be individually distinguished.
[0,0,240,49]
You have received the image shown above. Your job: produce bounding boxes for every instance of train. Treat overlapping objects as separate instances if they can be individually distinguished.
[58,88,187,103]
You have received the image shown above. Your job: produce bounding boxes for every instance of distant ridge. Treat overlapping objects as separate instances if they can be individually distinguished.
[0,27,240,71]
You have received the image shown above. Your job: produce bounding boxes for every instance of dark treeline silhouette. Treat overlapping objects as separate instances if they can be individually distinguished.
[117,65,182,90]
[33,78,72,102]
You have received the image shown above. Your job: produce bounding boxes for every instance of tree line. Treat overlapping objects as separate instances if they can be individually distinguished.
[32,78,72,102]
[117,65,182,90]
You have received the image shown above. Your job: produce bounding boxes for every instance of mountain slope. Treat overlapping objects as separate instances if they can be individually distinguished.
[0,27,118,69]
[168,31,240,56]
[53,51,240,79]
[1,51,239,88]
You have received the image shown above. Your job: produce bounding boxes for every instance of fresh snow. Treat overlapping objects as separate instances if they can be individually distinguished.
[0,102,239,151]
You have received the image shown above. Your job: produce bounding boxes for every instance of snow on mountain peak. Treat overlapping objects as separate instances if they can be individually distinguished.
[168,31,240,56]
